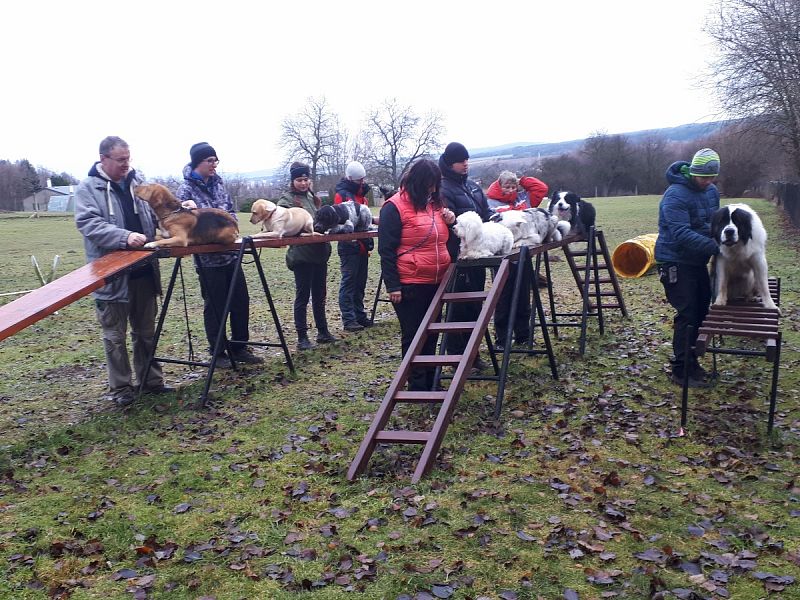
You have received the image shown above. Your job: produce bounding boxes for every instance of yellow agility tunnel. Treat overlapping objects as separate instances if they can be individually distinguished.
[611,234,658,278]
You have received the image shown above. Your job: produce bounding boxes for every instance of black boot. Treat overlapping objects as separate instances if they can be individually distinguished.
[297,332,313,351]
[316,328,338,344]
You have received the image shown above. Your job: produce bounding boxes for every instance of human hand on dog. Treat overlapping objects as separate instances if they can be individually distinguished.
[442,208,455,225]
[389,290,402,304]
[127,232,147,248]
[181,200,197,209]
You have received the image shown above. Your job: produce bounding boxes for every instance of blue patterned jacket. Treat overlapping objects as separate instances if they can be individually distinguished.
[176,164,238,268]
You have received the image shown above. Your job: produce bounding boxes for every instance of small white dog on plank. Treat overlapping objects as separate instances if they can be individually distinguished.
[452,211,513,259]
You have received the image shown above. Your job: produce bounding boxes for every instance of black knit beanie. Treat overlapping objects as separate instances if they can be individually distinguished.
[441,142,469,166]
[190,142,217,168]
[290,162,311,180]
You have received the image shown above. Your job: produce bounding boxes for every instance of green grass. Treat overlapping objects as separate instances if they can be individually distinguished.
[0,199,798,599]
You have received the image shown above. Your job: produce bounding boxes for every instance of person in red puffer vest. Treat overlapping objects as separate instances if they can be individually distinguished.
[378,159,455,391]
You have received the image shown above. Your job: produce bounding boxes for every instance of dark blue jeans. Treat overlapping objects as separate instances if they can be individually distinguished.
[196,263,250,355]
[338,253,369,325]
[658,262,711,373]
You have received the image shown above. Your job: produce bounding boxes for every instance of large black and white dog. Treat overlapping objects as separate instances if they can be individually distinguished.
[313,200,374,235]
[549,191,596,237]
[710,203,778,312]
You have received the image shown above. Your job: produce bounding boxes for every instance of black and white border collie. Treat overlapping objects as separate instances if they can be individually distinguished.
[549,191,596,237]
[710,203,778,312]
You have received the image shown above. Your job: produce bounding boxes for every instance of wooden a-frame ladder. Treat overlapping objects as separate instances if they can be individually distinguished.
[539,226,627,354]
[347,257,512,483]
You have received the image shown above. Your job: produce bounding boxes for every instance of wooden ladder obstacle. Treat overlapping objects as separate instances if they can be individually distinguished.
[538,226,627,354]
[681,277,782,433]
[347,257,512,483]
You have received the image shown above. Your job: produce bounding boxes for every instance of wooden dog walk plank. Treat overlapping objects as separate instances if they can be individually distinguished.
[157,230,378,257]
[0,250,154,342]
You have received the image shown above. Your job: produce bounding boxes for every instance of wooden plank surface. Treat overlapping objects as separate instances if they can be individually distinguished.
[0,251,154,342]
[157,230,379,257]
[0,231,379,342]
[0,229,580,343]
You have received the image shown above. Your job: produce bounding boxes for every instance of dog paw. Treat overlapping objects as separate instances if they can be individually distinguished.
[143,242,157,249]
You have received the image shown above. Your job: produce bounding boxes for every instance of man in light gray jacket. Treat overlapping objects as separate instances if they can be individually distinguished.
[74,136,173,406]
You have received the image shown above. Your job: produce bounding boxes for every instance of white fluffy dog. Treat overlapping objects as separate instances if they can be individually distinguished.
[453,211,513,259]
[497,208,571,248]
[710,203,778,312]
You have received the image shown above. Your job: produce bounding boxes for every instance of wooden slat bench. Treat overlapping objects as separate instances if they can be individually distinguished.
[681,277,782,433]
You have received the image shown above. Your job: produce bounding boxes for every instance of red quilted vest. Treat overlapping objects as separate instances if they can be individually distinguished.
[387,190,451,285]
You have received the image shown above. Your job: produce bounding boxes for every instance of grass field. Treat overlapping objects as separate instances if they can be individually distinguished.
[0,198,798,599]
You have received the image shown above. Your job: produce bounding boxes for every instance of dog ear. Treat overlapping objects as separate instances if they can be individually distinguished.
[134,185,152,201]
[710,206,728,242]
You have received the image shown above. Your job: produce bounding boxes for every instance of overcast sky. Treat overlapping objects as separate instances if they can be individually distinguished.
[1,0,721,180]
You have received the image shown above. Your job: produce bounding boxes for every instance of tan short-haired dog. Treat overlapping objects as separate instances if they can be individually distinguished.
[134,184,239,249]
[249,199,319,239]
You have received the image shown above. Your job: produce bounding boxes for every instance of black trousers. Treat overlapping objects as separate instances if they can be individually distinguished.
[196,263,250,355]
[658,262,711,373]
[292,262,329,335]
[493,261,531,344]
[392,283,440,391]
[446,266,486,354]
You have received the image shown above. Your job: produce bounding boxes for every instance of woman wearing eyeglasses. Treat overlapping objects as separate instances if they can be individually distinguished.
[176,142,263,368]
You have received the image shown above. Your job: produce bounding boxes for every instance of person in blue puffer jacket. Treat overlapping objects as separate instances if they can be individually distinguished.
[654,148,720,387]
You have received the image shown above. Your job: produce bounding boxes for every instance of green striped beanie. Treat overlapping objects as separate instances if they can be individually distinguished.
[689,148,720,177]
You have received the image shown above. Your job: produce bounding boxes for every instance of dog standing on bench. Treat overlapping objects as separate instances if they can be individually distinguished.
[313,200,374,235]
[135,184,239,249]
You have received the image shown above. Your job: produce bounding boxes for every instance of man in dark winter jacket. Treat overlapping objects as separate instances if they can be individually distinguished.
[655,148,721,387]
[74,136,173,407]
[176,142,263,368]
[438,142,491,370]
[333,161,374,331]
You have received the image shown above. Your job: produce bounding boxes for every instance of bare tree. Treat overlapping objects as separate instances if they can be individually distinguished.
[539,152,591,197]
[708,0,800,178]
[633,134,673,194]
[581,132,636,196]
[364,98,444,186]
[279,96,340,184]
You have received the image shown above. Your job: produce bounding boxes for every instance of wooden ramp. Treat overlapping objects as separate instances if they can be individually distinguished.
[0,250,155,342]
[347,257,512,483]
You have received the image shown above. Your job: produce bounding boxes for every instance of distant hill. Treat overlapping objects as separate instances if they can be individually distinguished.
[469,121,728,161]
